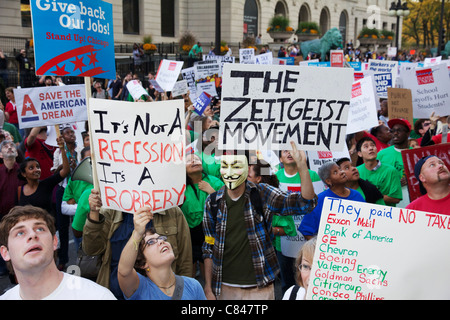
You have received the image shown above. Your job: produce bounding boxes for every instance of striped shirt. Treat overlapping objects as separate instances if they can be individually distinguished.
[202,181,317,297]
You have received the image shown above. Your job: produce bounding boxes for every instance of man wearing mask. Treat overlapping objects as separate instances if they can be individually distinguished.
[202,142,317,300]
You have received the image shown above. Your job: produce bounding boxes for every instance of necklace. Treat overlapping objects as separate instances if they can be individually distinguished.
[154,275,176,292]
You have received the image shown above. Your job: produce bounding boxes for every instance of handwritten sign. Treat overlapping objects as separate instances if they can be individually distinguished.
[307,198,450,300]
[240,48,255,64]
[387,88,413,127]
[30,0,115,79]
[14,84,87,128]
[89,99,186,213]
[347,77,379,134]
[219,64,353,151]
[401,143,450,202]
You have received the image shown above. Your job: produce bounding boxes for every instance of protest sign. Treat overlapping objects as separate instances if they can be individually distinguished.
[194,60,221,83]
[401,143,450,202]
[219,64,353,151]
[14,84,87,128]
[155,59,184,92]
[368,60,398,98]
[387,88,413,127]
[254,52,273,65]
[400,63,450,119]
[149,80,164,93]
[181,67,197,97]
[239,48,255,64]
[126,80,149,101]
[330,50,344,67]
[346,77,379,134]
[30,0,115,79]
[171,80,188,97]
[89,98,186,213]
[193,92,212,115]
[307,197,450,300]
[307,149,351,174]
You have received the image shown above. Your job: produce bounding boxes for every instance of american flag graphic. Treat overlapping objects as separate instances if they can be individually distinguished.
[36,45,108,77]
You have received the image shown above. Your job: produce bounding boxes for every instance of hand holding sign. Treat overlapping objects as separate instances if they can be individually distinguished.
[133,207,153,235]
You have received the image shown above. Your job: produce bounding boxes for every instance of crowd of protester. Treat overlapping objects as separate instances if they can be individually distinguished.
[0,43,449,301]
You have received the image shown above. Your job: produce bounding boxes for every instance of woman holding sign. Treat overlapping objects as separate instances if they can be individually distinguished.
[298,162,365,239]
[17,134,70,215]
[117,206,206,300]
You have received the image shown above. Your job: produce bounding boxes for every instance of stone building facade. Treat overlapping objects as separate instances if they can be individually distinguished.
[1,0,401,50]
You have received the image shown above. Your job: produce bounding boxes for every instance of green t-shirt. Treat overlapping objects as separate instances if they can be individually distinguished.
[196,151,221,179]
[180,174,224,228]
[357,162,402,207]
[72,187,94,232]
[376,145,412,179]
[275,168,322,193]
[222,191,256,285]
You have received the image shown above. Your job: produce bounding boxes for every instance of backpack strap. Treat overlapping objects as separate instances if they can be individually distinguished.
[171,275,185,300]
[289,285,301,300]
[209,191,219,218]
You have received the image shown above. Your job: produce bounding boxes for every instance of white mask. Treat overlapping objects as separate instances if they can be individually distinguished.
[220,155,248,190]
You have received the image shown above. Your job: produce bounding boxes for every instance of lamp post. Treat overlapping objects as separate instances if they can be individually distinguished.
[437,0,445,56]
[388,1,410,49]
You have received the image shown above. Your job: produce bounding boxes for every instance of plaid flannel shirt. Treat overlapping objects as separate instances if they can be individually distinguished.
[202,181,317,298]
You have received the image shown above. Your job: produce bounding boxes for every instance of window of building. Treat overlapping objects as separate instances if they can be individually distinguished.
[21,0,32,27]
[123,0,139,34]
[161,0,175,37]
[244,0,258,38]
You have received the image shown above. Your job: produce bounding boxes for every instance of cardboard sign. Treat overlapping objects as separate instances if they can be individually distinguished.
[219,64,353,151]
[30,0,115,79]
[387,88,413,127]
[155,59,184,92]
[401,143,450,202]
[347,77,379,134]
[307,197,450,300]
[89,99,186,213]
[14,85,87,128]
[368,60,398,98]
[400,63,450,119]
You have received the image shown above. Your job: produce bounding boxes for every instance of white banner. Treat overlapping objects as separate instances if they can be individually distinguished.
[368,59,398,98]
[219,64,353,151]
[307,198,450,300]
[89,99,186,213]
[14,84,87,129]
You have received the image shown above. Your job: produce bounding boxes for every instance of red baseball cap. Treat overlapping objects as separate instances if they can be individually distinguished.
[388,118,412,131]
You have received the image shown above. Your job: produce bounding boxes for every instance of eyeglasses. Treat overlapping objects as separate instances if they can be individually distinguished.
[298,264,311,272]
[144,235,167,247]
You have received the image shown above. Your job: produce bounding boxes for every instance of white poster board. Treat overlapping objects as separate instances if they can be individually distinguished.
[400,63,450,118]
[126,80,149,101]
[346,76,379,134]
[219,64,353,151]
[240,48,255,64]
[368,59,398,98]
[155,59,184,92]
[89,99,186,213]
[306,198,450,300]
[14,84,87,129]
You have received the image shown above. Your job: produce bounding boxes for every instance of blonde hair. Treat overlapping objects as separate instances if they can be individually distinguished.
[294,237,317,287]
